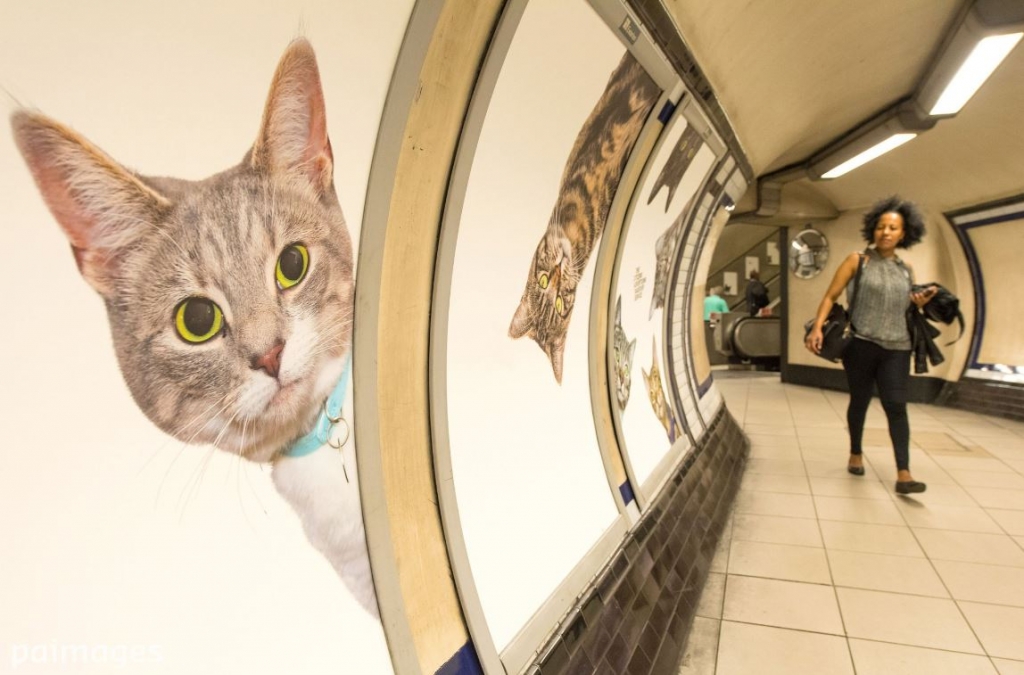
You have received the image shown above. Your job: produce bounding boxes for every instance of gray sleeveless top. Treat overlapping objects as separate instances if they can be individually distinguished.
[846,247,913,350]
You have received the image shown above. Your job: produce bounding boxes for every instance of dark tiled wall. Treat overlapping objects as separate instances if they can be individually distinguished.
[936,378,1024,422]
[525,408,748,675]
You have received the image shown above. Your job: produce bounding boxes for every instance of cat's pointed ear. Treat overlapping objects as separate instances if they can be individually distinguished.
[251,38,334,195]
[628,338,636,362]
[546,336,565,384]
[615,296,622,323]
[509,297,533,339]
[11,110,171,296]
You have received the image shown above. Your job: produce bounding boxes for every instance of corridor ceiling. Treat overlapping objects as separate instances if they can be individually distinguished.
[664,0,1024,217]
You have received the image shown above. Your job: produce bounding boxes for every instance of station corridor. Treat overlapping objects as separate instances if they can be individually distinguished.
[679,372,1024,675]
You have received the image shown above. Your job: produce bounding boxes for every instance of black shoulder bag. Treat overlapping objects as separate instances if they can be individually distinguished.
[804,253,866,363]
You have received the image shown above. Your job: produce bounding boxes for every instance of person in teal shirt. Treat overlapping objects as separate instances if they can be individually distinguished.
[703,286,729,321]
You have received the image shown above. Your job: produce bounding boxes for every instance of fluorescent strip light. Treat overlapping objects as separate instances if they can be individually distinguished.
[820,133,917,179]
[930,32,1023,115]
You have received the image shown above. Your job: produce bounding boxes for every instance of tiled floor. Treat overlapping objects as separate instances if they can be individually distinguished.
[679,372,1024,675]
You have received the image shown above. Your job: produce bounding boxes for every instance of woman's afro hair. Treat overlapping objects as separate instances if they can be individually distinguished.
[861,195,926,248]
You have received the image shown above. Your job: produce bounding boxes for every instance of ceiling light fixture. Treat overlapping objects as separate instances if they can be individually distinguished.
[928,32,1022,115]
[820,133,918,179]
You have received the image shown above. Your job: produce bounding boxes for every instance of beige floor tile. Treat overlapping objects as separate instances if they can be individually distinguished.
[743,423,796,436]
[993,658,1024,675]
[715,622,853,675]
[734,490,816,519]
[820,521,924,557]
[748,445,803,461]
[804,459,880,479]
[914,529,1024,567]
[900,482,979,507]
[836,587,983,653]
[959,602,1024,660]
[814,495,905,525]
[964,486,1024,511]
[828,549,948,597]
[695,572,726,620]
[952,422,1017,438]
[906,463,961,485]
[849,639,999,675]
[744,458,806,477]
[810,475,892,500]
[915,431,973,450]
[895,501,1003,534]
[723,576,844,634]
[732,513,822,547]
[677,616,719,675]
[728,540,832,584]
[1006,460,1024,475]
[1017,536,1024,548]
[798,437,851,453]
[983,446,1024,463]
[933,455,1015,473]
[950,470,1024,489]
[933,560,1024,607]
[746,434,800,449]
[739,473,811,495]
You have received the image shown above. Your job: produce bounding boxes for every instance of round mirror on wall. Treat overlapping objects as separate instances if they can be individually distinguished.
[789,228,829,279]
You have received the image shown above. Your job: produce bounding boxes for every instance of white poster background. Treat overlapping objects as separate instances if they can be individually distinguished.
[445,0,632,651]
[0,2,410,673]
[613,117,716,489]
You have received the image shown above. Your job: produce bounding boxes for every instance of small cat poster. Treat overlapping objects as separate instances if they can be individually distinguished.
[1,2,410,673]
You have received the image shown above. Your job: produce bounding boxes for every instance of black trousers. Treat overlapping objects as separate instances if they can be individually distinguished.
[842,338,912,471]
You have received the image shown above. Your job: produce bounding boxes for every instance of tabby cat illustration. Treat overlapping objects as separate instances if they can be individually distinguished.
[649,194,695,319]
[613,296,636,411]
[647,123,703,212]
[642,338,680,443]
[509,52,660,383]
[11,40,377,617]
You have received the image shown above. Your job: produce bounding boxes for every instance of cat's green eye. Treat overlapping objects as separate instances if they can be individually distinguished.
[538,272,549,289]
[556,296,564,313]
[175,298,224,344]
[276,244,309,290]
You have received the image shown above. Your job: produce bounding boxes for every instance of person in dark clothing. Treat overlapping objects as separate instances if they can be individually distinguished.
[745,270,769,316]
[804,196,937,494]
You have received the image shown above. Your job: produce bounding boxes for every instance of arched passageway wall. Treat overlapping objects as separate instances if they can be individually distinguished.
[357,1,754,673]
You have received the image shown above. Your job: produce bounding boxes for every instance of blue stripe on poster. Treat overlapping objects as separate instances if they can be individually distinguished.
[435,642,484,675]
[619,480,635,505]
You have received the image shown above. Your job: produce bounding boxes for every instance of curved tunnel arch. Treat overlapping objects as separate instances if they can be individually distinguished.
[354,1,750,672]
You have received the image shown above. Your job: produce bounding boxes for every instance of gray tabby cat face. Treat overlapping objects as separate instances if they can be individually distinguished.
[11,39,352,463]
[509,228,579,383]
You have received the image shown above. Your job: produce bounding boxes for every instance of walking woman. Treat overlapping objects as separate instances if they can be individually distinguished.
[805,196,936,494]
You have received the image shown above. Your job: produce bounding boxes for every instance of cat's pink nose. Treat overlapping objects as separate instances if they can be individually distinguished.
[252,342,285,378]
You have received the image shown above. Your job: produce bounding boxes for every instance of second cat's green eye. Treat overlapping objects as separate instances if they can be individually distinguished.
[538,272,549,289]
[175,298,224,344]
[556,296,564,313]
[276,244,309,290]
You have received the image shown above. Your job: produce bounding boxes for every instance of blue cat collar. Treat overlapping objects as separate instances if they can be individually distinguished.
[284,358,351,458]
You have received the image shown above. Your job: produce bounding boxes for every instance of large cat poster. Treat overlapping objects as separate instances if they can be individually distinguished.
[611,114,716,494]
[444,0,661,655]
[0,2,411,673]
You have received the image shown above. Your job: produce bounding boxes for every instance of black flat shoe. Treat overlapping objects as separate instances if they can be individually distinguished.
[847,465,865,476]
[895,480,927,494]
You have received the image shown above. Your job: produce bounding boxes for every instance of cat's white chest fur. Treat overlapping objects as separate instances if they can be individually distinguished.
[271,445,378,618]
